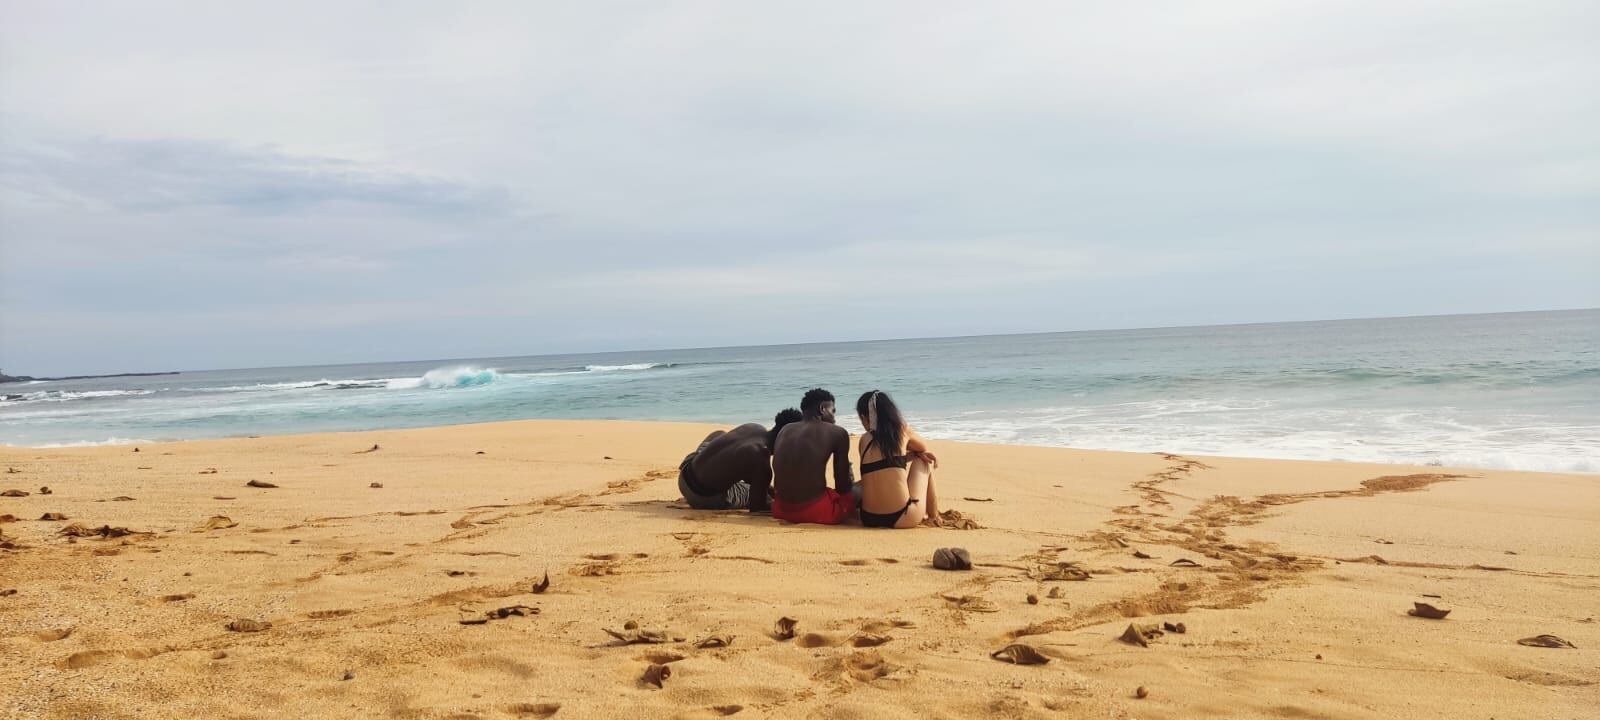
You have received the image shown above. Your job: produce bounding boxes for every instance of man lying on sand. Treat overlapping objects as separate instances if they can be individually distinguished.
[763,388,856,524]
[679,408,803,510]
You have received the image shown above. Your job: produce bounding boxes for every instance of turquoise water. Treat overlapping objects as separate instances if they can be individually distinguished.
[2,310,1596,472]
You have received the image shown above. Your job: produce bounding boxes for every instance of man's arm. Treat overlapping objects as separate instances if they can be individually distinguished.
[831,426,855,495]
[748,455,773,513]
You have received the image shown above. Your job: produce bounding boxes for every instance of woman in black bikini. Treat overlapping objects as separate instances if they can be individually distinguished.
[855,390,942,528]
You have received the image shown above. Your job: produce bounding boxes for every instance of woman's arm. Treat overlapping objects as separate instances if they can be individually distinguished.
[905,426,938,467]
[905,426,928,453]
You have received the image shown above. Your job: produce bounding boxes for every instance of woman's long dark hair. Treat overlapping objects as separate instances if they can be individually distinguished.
[856,390,904,456]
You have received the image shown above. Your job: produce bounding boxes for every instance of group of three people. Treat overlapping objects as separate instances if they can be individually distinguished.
[677,388,943,528]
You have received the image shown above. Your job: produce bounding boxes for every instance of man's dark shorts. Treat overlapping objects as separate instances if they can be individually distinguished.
[678,439,750,510]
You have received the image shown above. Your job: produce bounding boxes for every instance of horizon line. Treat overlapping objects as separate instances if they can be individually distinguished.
[10,306,1592,379]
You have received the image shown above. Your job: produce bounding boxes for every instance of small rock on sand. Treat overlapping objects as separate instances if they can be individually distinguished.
[932,547,972,571]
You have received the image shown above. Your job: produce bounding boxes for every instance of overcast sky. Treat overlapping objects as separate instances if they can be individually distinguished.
[1,1,1596,375]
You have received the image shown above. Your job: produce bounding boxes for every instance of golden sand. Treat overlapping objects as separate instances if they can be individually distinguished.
[1,420,1596,718]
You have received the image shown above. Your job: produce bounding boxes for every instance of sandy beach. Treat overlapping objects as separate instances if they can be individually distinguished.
[0,419,1595,719]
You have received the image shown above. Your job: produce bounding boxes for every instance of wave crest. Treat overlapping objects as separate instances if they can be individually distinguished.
[388,366,499,390]
[584,362,671,372]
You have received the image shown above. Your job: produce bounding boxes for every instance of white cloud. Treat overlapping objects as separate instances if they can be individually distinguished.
[0,1,1596,374]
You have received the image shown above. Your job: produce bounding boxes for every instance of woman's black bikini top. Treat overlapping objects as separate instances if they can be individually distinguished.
[861,438,909,475]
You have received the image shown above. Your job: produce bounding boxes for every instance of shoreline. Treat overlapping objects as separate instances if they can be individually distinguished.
[4,416,1591,476]
[1,419,1595,718]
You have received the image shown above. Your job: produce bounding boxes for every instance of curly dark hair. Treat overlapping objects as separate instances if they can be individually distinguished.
[800,388,835,417]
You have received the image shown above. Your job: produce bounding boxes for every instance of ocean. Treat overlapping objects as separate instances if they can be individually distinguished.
[2,310,1596,473]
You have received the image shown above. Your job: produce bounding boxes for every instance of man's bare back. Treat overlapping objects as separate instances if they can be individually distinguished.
[766,391,853,508]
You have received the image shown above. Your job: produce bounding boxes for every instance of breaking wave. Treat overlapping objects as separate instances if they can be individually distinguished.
[0,389,155,405]
[387,366,500,390]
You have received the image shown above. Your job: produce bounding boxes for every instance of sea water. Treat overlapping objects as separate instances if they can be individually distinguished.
[2,310,1595,472]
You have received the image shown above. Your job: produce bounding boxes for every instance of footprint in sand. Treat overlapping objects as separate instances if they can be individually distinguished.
[796,632,841,648]
[839,558,900,567]
[843,650,894,682]
[502,703,561,718]
[61,647,167,669]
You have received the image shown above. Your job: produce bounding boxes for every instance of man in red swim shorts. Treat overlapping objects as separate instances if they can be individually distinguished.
[764,388,855,524]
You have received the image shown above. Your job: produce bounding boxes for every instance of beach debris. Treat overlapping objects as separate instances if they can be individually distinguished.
[38,512,67,521]
[369,482,383,489]
[356,444,381,454]
[159,593,195,602]
[210,650,227,660]
[38,486,51,495]
[932,547,972,570]
[1119,623,1165,647]
[638,649,687,664]
[246,480,278,489]
[774,616,799,640]
[3,467,16,474]
[1408,602,1451,620]
[197,516,238,531]
[642,663,672,688]
[342,670,355,681]
[694,633,734,649]
[133,447,139,453]
[1047,587,1065,599]
[226,618,271,633]
[36,627,72,642]
[111,496,134,502]
[1516,634,1576,649]
[488,605,540,619]
[1162,621,1187,634]
[606,624,677,644]
[0,514,15,523]
[213,496,236,500]
[963,497,994,502]
[58,524,141,539]
[198,468,218,475]
[1135,686,1150,699]
[458,616,489,625]
[477,451,487,455]
[572,562,616,576]
[1,489,29,497]
[941,594,999,613]
[1133,550,1154,559]
[849,632,892,647]
[990,644,1050,665]
[531,570,550,594]
[1027,593,1039,605]
[938,510,983,529]
[1031,562,1091,582]
[1374,538,1394,544]
[1169,558,1201,567]
[0,589,16,597]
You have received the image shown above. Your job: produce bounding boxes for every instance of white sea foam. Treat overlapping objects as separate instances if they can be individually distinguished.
[36,436,152,448]
[584,363,668,372]
[907,409,1600,474]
